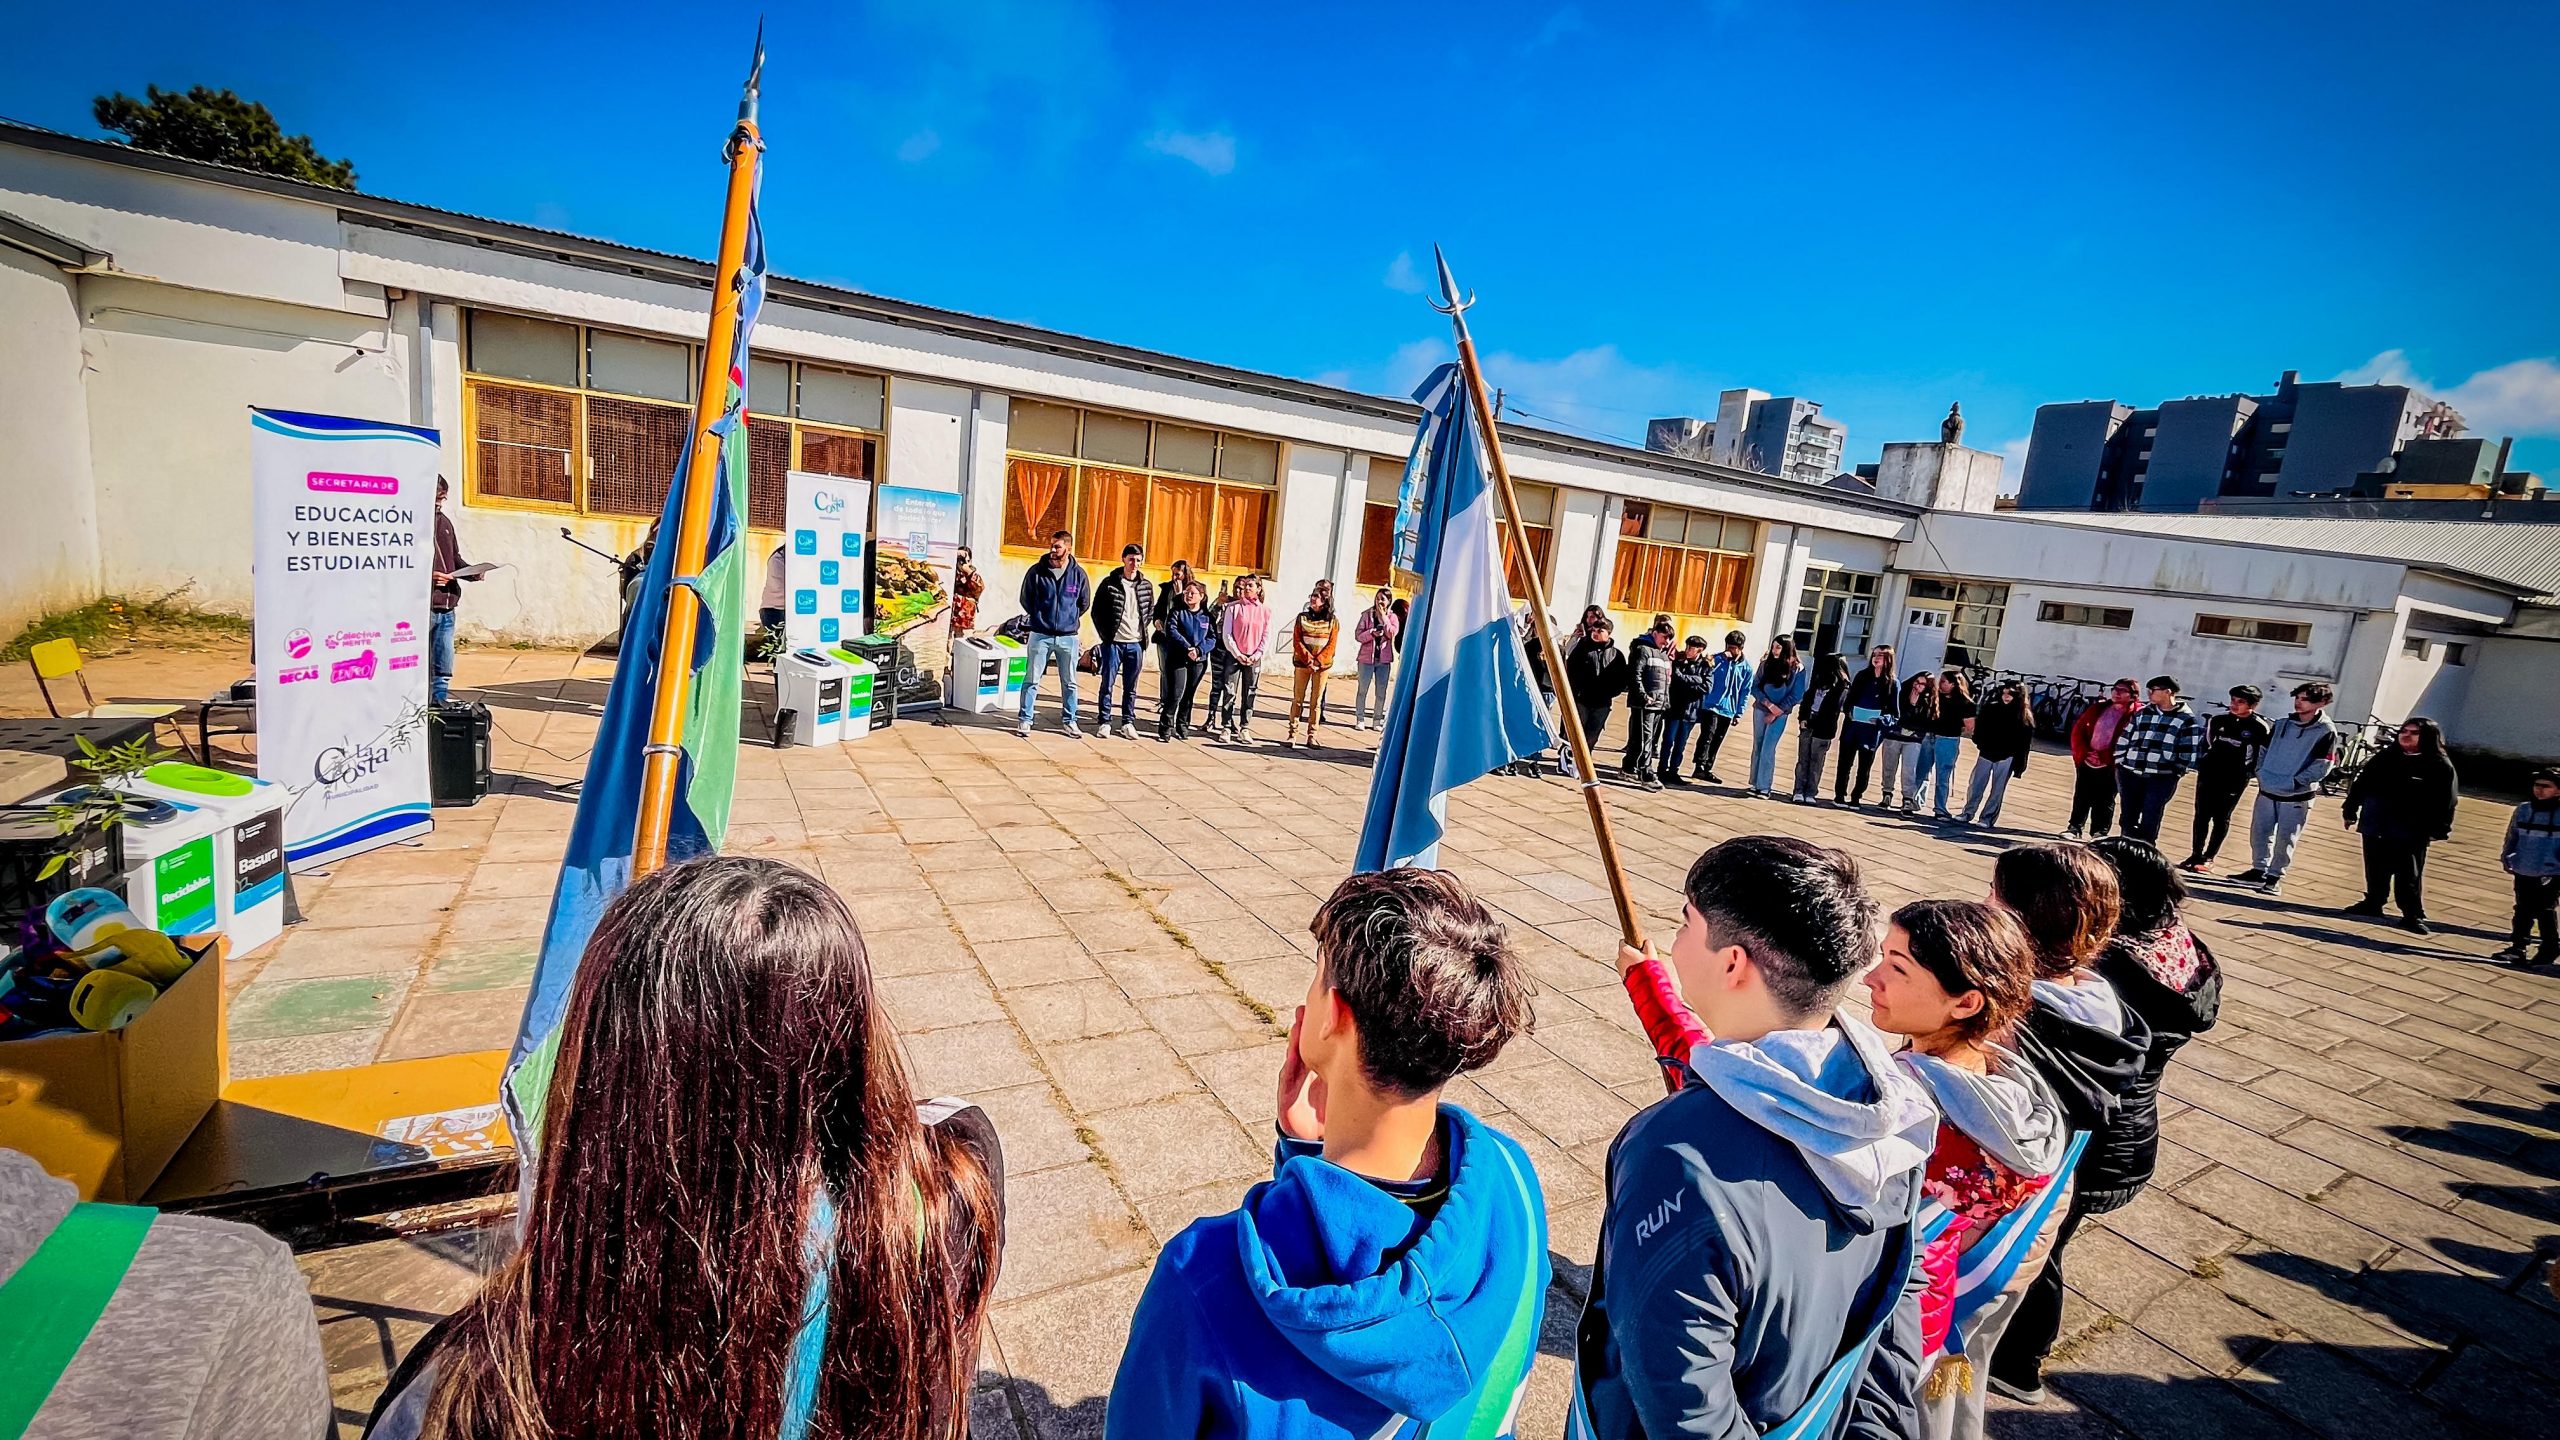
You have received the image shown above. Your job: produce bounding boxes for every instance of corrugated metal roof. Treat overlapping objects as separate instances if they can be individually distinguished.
[2036,511,2560,600]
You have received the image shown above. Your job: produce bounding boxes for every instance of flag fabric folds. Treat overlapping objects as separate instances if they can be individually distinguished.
[504,188,767,1147]
[1354,364,1558,872]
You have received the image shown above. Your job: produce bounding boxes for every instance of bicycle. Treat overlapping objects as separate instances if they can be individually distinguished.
[2320,717,2395,797]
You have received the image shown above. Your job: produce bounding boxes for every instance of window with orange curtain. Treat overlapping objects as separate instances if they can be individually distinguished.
[1709,553,1752,617]
[1610,540,1646,608]
[1075,467,1148,561]
[1605,500,1757,621]
[1004,458,1070,549]
[1358,504,1396,587]
[1214,487,1270,573]
[1674,550,1711,614]
[745,418,793,531]
[1148,477,1214,567]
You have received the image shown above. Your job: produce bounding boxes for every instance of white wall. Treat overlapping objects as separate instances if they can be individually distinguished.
[1547,488,1610,624]
[1986,581,2361,702]
[1270,444,1352,670]
[79,275,406,615]
[0,247,101,634]
[2453,635,2560,762]
[2371,612,2477,727]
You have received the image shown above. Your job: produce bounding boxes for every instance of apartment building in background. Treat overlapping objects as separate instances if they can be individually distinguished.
[1645,388,1847,486]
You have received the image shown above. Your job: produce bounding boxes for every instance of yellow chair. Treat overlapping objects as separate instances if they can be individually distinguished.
[27,637,196,760]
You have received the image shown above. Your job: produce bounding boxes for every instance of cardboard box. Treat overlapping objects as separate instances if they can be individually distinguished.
[0,940,226,1200]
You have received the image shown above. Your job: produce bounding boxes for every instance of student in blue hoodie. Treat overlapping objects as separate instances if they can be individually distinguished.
[1106,868,1548,1440]
[1575,835,1937,1440]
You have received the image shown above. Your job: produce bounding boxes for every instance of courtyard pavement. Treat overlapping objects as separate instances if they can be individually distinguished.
[10,640,2560,1439]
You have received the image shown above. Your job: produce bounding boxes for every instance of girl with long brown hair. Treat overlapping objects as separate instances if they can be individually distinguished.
[367,856,1003,1440]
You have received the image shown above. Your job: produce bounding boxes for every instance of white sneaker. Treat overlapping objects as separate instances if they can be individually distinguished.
[1013,719,1034,737]
[1061,723,1085,739]
[1117,723,1140,740]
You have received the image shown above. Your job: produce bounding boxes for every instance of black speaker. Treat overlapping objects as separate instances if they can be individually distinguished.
[429,701,492,807]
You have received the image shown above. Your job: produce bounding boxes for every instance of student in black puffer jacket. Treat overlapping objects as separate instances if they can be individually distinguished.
[2080,837,2222,1205]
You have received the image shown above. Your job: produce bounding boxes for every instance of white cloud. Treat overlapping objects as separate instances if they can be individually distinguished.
[1337,340,1701,443]
[896,129,941,163]
[1384,251,1425,294]
[1145,128,1237,176]
[2337,350,2560,437]
[1995,435,2032,494]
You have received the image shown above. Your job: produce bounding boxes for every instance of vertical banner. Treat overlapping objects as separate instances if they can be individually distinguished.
[783,470,870,652]
[250,409,439,869]
[873,485,964,714]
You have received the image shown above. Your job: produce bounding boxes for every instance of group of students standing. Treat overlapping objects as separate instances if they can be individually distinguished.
[319,825,2222,1440]
[1008,530,1406,748]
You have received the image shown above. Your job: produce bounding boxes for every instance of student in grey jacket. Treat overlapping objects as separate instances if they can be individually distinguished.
[2233,682,2338,896]
[2493,768,2560,967]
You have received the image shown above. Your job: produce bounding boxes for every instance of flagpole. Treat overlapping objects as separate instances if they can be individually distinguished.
[633,42,763,876]
[1431,248,1647,951]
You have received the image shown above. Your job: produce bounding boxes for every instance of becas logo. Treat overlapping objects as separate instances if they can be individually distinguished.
[278,665,320,685]
[286,628,313,660]
[813,490,847,517]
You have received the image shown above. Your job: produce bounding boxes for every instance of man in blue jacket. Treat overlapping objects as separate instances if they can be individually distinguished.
[1107,868,1547,1440]
[1014,529,1093,738]
[1690,630,1754,783]
[1573,835,1936,1440]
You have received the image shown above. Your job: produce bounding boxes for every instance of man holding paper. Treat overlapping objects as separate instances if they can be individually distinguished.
[430,476,485,704]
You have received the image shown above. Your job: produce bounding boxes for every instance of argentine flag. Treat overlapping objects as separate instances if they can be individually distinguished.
[1354,364,1557,871]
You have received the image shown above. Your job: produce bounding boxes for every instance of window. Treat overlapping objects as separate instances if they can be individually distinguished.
[1611,500,1757,620]
[2444,642,2469,666]
[1907,577,2011,666]
[2197,614,2313,646]
[2401,635,2429,660]
[462,309,882,531]
[2038,601,2133,630]
[1791,568,1880,656]
[1003,400,1277,574]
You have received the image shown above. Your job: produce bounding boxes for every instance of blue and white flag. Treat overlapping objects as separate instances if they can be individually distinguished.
[1354,365,1557,872]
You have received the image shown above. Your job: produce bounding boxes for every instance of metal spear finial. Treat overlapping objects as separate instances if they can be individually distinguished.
[1428,244,1474,317]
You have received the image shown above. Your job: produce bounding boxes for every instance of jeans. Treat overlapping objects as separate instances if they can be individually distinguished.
[2189,771,2251,862]
[1962,755,2015,824]
[1208,655,1262,735]
[1792,734,1834,798]
[2513,874,2560,951]
[2116,769,2182,843]
[1624,708,1666,777]
[428,608,457,703]
[1096,640,1143,726]
[1354,660,1393,724]
[1749,708,1788,794]
[2359,835,2430,919]
[1660,706,1700,780]
[1834,720,1882,802]
[1692,712,1738,775]
[1877,737,1916,804]
[1017,631,1081,727]
[2250,794,2312,879]
[1915,735,1961,813]
[1157,648,1204,738]
[2069,765,2118,835]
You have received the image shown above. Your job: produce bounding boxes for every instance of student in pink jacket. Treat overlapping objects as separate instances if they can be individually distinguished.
[1351,587,1401,731]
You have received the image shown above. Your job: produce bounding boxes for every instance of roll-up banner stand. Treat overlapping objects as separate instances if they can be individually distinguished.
[873,485,964,715]
[783,470,871,651]
[249,409,439,870]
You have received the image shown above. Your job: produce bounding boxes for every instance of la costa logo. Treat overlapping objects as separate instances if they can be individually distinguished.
[314,738,394,788]
[813,490,848,517]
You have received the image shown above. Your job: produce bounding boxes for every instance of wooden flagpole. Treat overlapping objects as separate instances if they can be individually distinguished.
[633,41,763,876]
[1431,248,1646,951]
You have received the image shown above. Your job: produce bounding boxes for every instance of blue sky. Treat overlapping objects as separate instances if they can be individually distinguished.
[7,0,2556,477]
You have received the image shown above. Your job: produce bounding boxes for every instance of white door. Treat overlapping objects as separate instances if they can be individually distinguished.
[1898,607,1949,679]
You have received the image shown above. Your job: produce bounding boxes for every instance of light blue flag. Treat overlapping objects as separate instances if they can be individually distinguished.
[503,177,768,1155]
[1354,365,1557,872]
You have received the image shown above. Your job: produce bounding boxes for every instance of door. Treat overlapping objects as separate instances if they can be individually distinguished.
[1898,607,1949,680]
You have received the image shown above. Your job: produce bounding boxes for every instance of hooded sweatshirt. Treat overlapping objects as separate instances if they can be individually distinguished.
[2506,797,2560,878]
[1108,1106,1548,1440]
[2013,975,2153,1206]
[2256,710,2339,800]
[1895,1050,2069,1356]
[2084,927,2220,1199]
[1573,1016,1937,1440]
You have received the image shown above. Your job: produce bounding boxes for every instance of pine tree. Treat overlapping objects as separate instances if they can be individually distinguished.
[92,85,357,190]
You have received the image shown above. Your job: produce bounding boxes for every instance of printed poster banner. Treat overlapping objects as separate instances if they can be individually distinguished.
[874,485,964,714]
[783,470,870,652]
[250,408,439,870]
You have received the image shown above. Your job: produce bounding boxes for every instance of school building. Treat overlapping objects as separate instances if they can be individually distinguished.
[4,120,2555,765]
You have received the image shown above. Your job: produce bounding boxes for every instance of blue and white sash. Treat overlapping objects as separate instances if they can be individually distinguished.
[1917,1130,2088,1364]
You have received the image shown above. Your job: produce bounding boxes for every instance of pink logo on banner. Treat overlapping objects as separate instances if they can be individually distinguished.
[331,650,379,684]
[307,472,399,494]
[279,665,320,685]
[285,628,313,660]
[387,654,420,671]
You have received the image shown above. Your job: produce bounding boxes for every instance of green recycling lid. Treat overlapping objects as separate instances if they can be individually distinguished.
[142,761,255,798]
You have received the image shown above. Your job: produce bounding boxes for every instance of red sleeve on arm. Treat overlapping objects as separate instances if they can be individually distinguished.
[1622,958,1709,1092]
